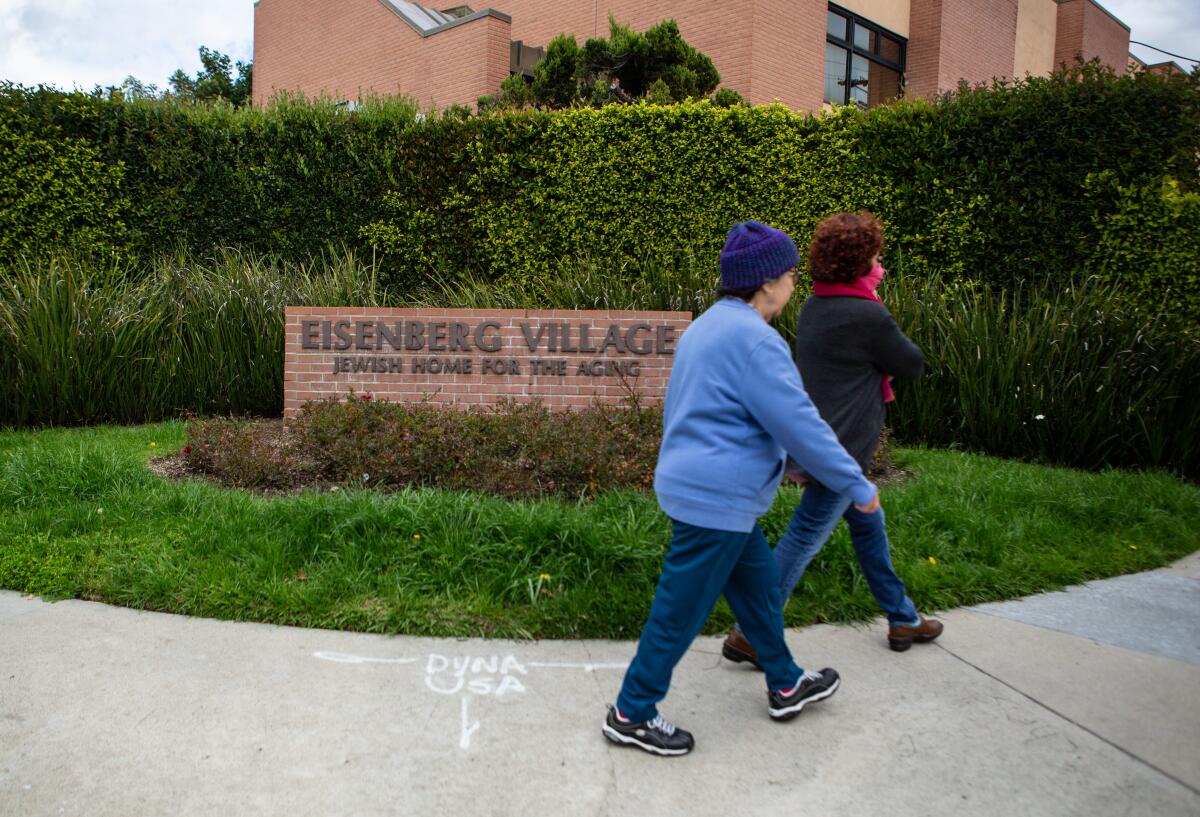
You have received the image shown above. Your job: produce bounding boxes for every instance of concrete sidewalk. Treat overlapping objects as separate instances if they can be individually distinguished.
[2,554,1198,817]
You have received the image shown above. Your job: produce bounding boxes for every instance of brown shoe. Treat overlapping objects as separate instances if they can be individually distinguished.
[722,627,763,670]
[887,615,944,652]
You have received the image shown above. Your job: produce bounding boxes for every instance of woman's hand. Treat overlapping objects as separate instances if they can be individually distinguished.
[854,490,881,514]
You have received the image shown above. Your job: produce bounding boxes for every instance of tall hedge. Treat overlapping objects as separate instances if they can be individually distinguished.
[363,103,892,290]
[857,66,1200,292]
[1084,172,1200,314]
[2,65,1198,314]
[0,98,127,260]
[0,85,424,263]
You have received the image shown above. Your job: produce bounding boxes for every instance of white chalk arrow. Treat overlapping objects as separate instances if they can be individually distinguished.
[313,651,417,665]
[525,661,628,671]
[460,695,481,749]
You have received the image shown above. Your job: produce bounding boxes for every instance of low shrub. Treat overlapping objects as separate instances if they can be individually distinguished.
[185,396,663,500]
[182,418,317,491]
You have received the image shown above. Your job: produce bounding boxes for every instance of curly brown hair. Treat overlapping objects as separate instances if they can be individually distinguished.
[807,211,884,283]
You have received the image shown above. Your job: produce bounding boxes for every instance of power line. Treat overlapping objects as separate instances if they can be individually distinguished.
[1129,40,1199,64]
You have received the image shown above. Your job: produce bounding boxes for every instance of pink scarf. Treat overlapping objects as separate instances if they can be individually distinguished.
[811,263,895,403]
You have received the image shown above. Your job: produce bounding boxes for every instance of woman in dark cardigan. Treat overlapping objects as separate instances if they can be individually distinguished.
[724,211,943,660]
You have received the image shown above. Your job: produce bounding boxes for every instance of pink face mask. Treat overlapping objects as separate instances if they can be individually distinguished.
[863,261,885,292]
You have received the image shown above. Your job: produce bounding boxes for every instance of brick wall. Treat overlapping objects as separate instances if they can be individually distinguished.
[283,308,692,416]
[1054,0,1129,72]
[1053,0,1084,68]
[253,0,1129,116]
[257,0,825,111]
[253,0,510,109]
[751,0,825,111]
[907,0,1019,98]
[905,0,945,100]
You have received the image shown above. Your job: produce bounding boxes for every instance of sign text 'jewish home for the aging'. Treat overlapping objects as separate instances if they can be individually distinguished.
[283,308,692,415]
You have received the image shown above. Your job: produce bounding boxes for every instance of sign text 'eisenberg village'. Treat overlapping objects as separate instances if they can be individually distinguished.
[283,309,693,415]
[301,317,678,378]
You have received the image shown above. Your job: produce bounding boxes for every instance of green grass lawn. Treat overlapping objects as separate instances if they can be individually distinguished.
[1,422,1197,639]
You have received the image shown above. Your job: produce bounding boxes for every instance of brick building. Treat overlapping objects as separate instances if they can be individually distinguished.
[1128,54,1190,78]
[252,0,1133,112]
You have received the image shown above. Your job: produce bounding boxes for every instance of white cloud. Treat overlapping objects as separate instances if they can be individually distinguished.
[0,0,253,91]
[1096,0,1199,70]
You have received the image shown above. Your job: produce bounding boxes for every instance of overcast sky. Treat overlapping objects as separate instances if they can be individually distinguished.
[1102,0,1198,70]
[0,0,1195,93]
[0,0,253,92]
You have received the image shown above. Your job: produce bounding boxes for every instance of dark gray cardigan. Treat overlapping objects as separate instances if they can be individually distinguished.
[793,296,924,472]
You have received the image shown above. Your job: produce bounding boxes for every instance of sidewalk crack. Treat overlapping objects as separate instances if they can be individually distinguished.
[584,641,619,814]
[934,641,1200,797]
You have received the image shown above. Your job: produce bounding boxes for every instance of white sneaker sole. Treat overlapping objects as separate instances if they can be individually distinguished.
[602,723,692,756]
[768,676,841,720]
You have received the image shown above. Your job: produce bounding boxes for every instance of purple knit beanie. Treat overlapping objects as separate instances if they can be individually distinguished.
[719,221,800,291]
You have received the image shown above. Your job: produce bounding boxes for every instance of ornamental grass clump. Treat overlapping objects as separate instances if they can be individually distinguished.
[884,272,1200,476]
[0,247,383,426]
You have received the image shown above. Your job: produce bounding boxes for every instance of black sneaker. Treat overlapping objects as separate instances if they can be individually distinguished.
[602,705,695,756]
[767,668,840,721]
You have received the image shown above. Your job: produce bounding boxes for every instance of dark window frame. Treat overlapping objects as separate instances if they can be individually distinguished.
[826,3,907,108]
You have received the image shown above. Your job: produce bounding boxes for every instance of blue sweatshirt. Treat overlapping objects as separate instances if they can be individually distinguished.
[654,298,877,532]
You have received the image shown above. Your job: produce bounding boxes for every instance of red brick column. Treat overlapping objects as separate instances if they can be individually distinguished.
[1054,0,1130,73]
[283,308,692,416]
[907,0,1019,99]
[751,0,825,112]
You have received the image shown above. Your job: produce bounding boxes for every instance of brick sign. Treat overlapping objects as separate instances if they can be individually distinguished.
[283,307,692,416]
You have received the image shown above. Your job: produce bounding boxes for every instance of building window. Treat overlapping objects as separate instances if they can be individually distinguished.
[825,4,905,109]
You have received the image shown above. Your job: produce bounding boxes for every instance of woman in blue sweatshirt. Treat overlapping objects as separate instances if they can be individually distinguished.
[603,221,880,757]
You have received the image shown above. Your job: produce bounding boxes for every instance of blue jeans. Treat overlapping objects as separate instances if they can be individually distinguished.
[616,520,803,722]
[773,481,918,626]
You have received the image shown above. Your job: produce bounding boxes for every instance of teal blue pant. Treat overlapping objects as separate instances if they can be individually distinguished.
[616,519,803,722]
